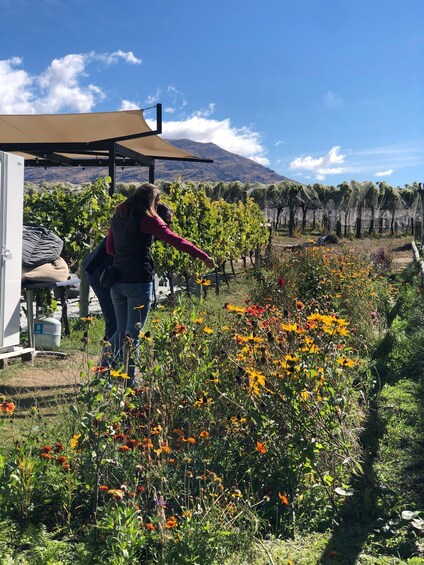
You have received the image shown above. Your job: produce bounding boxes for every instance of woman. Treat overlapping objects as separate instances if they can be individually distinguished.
[104,183,216,384]
[83,202,174,341]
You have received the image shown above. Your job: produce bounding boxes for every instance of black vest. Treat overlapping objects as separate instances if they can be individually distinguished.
[111,212,154,283]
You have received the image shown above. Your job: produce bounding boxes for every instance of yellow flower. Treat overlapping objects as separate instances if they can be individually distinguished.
[281,323,305,334]
[71,433,81,450]
[203,327,213,334]
[336,357,356,367]
[134,304,145,310]
[246,368,266,396]
[140,332,153,342]
[196,278,211,286]
[225,304,246,313]
[193,318,204,324]
[110,370,130,379]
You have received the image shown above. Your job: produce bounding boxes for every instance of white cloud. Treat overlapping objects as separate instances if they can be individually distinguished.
[0,51,141,114]
[36,54,106,113]
[192,103,216,118]
[323,90,343,109]
[275,140,285,146]
[149,113,269,166]
[95,50,141,65]
[119,99,140,111]
[0,57,34,113]
[145,88,162,106]
[375,169,395,177]
[289,146,346,179]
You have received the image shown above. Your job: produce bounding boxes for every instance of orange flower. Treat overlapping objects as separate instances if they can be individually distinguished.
[0,401,15,414]
[187,437,196,444]
[165,516,178,529]
[256,441,267,454]
[141,438,153,449]
[92,366,108,373]
[278,492,289,505]
[99,485,109,492]
[199,430,209,439]
[144,523,156,531]
[108,489,125,500]
[119,445,131,452]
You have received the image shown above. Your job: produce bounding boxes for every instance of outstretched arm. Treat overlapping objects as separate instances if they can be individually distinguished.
[141,215,217,269]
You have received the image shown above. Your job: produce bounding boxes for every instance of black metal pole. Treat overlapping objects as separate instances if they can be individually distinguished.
[149,165,155,184]
[108,143,116,195]
[156,103,162,134]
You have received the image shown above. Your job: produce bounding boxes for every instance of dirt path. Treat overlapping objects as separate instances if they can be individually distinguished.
[0,350,96,422]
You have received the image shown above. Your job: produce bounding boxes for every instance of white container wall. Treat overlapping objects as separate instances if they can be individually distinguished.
[0,151,24,353]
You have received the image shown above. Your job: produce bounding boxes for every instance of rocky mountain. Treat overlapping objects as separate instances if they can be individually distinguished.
[24,139,288,185]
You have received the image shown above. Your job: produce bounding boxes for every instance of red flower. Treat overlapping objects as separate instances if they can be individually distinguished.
[246,305,265,317]
[278,276,285,286]
[0,401,15,413]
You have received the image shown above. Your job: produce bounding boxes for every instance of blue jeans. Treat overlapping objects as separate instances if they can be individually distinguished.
[86,269,117,340]
[107,282,153,379]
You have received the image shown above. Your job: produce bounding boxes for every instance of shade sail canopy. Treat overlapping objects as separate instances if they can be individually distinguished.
[0,106,212,191]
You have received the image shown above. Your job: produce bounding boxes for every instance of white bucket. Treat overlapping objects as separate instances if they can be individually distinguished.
[34,317,61,350]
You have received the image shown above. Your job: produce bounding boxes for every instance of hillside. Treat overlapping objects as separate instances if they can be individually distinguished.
[24,139,287,185]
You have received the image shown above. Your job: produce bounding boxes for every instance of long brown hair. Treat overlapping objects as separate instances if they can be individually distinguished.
[116,183,162,219]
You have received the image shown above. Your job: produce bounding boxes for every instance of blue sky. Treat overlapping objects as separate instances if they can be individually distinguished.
[0,0,423,187]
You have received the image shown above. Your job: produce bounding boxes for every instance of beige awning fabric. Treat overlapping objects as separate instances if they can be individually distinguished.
[0,108,209,164]
[0,109,152,143]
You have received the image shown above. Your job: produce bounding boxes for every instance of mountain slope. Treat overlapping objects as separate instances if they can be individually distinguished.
[24,138,287,184]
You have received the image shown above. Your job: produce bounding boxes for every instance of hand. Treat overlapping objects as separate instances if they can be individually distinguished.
[204,256,218,270]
